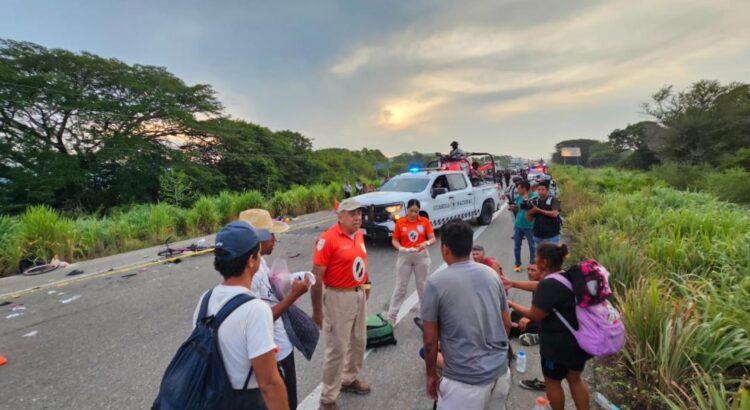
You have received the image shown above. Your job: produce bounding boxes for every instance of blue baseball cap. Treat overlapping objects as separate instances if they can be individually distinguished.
[214,220,260,261]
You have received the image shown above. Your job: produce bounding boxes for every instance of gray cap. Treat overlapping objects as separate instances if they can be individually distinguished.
[214,220,260,261]
[338,197,365,213]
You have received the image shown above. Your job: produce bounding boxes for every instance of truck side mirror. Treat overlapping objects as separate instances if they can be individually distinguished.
[432,187,448,198]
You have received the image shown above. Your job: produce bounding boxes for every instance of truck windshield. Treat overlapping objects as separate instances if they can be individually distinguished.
[380,178,429,193]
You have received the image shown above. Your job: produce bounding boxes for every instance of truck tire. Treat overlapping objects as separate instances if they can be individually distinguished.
[477,200,494,225]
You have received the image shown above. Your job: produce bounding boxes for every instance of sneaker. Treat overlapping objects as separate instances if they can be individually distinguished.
[519,378,546,391]
[341,379,371,395]
[519,333,540,346]
[513,266,522,273]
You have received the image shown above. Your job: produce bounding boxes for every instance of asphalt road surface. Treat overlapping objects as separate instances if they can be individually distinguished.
[0,207,584,409]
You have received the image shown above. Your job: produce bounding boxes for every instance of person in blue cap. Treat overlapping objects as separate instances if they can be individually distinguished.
[191,220,288,410]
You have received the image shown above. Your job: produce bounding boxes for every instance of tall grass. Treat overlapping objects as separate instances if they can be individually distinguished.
[0,180,355,277]
[554,165,750,409]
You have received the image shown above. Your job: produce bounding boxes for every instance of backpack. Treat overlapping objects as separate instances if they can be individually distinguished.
[152,290,256,410]
[548,271,625,357]
[366,313,397,349]
[566,259,613,307]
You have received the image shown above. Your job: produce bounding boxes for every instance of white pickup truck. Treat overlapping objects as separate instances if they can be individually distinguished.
[355,170,502,240]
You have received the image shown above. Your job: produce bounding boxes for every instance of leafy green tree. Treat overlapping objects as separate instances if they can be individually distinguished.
[643,80,750,164]
[587,142,622,167]
[159,169,195,207]
[0,39,222,212]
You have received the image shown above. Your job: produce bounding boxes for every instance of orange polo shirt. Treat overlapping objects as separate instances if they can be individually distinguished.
[313,223,368,288]
[393,216,434,249]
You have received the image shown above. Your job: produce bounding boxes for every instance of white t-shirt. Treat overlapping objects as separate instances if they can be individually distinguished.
[251,258,294,361]
[192,285,276,390]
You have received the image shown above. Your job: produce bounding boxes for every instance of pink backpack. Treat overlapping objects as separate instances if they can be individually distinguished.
[547,271,625,357]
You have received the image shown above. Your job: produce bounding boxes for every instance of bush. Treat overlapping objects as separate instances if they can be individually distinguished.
[17,205,76,262]
[703,167,750,204]
[235,190,265,211]
[214,191,238,224]
[650,163,708,190]
[0,216,22,275]
[187,197,220,234]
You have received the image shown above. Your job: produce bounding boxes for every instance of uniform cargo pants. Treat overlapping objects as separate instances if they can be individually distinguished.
[387,248,430,324]
[320,287,367,404]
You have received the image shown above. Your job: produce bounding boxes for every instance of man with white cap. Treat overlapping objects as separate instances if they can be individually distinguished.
[239,208,311,409]
[311,197,371,410]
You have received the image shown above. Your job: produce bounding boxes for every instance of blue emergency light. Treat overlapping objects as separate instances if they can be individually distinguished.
[408,164,422,173]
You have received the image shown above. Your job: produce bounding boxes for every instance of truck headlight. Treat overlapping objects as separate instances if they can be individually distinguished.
[385,204,402,213]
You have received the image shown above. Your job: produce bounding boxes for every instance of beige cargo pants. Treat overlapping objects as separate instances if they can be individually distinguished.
[387,248,431,323]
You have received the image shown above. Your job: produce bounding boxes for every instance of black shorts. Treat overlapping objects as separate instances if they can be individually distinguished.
[540,354,586,381]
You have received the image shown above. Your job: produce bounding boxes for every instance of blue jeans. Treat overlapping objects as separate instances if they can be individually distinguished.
[533,235,561,247]
[513,227,536,267]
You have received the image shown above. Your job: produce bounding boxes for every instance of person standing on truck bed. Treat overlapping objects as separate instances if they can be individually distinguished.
[449,141,466,159]
[386,199,436,325]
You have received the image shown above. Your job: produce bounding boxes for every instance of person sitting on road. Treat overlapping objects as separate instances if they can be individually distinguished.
[387,199,436,325]
[240,209,311,409]
[508,243,591,410]
[422,219,513,410]
[471,245,503,276]
[193,221,288,409]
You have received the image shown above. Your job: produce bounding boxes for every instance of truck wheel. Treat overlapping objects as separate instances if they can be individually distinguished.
[477,200,494,225]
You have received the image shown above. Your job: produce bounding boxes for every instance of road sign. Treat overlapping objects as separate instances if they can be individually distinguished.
[561,147,582,157]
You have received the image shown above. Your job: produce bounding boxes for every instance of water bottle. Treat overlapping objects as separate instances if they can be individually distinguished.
[516,350,527,373]
[532,396,550,410]
[594,392,621,410]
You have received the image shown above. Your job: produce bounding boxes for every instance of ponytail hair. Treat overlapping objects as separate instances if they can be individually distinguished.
[537,242,569,271]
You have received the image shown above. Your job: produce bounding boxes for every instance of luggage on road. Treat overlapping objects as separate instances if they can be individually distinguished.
[366,313,397,349]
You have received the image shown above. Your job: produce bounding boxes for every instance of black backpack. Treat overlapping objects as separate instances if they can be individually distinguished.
[153,290,255,410]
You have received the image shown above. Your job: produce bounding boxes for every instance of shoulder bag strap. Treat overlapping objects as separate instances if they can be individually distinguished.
[196,289,214,325]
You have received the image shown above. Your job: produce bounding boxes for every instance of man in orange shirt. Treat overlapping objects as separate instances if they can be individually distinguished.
[311,198,371,410]
[387,199,436,324]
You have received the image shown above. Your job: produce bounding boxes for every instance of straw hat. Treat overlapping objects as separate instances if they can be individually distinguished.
[238,209,290,237]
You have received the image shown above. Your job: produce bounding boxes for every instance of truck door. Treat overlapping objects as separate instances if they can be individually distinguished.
[446,173,474,220]
[429,175,451,227]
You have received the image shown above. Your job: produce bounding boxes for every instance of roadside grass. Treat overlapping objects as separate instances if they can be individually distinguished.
[555,166,750,409]
[0,181,345,277]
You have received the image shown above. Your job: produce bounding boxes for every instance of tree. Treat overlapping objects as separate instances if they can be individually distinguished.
[643,80,750,164]
[0,39,222,212]
[159,169,195,207]
[587,142,622,167]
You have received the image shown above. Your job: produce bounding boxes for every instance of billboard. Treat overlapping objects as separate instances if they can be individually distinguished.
[561,147,582,157]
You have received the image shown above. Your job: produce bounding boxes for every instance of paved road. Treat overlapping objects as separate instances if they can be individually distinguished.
[0,207,582,409]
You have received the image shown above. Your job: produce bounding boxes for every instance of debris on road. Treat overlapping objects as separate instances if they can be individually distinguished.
[60,295,81,304]
[66,269,85,276]
[5,313,23,319]
[0,301,11,306]
[48,290,58,295]
[0,355,7,366]
[10,305,26,312]
[122,273,137,278]
[138,268,148,273]
[23,330,38,338]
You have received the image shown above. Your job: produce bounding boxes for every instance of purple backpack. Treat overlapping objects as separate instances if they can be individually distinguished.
[547,273,625,357]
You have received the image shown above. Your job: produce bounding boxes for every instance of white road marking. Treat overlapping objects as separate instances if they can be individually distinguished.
[298,202,508,409]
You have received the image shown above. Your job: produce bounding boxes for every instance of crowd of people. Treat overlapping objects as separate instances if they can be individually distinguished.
[156,150,592,410]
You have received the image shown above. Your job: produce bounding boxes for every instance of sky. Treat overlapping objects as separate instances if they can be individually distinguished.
[3,0,750,158]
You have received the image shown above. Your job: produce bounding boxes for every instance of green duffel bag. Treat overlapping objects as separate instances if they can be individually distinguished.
[366,313,397,349]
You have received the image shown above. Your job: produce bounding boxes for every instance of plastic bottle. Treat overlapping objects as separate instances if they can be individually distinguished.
[516,350,527,373]
[594,392,621,410]
[533,396,550,410]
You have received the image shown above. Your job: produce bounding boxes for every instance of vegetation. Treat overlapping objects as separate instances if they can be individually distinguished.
[556,166,750,409]
[0,182,344,277]
[0,39,389,214]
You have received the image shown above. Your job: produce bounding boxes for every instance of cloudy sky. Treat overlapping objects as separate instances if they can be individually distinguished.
[3,0,750,158]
